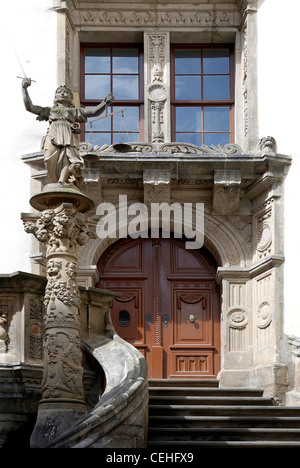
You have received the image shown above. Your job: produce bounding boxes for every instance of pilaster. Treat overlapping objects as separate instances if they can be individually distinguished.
[144,32,171,144]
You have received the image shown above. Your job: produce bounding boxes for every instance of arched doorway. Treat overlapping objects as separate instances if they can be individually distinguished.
[96,236,220,379]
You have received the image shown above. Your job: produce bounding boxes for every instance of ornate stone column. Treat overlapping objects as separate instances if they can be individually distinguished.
[22,185,95,448]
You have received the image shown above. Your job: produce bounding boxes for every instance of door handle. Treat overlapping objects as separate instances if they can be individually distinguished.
[146,314,153,327]
[188,314,196,323]
[162,314,169,327]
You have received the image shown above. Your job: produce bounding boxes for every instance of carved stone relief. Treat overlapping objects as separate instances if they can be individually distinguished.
[228,308,249,352]
[143,169,171,207]
[0,311,8,353]
[227,282,249,353]
[242,25,248,138]
[88,142,244,156]
[28,295,44,361]
[253,198,274,261]
[213,170,241,215]
[254,272,272,353]
[78,9,239,29]
[229,216,252,243]
[22,202,95,403]
[0,296,15,355]
[145,33,170,144]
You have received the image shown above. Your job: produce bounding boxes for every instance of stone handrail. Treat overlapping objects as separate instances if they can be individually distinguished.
[39,288,148,448]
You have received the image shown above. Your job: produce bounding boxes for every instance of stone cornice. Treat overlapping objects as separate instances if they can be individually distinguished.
[22,146,292,183]
[216,255,285,283]
[53,1,242,30]
[52,0,259,32]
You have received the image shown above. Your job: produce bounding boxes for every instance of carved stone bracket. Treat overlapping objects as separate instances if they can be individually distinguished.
[213,170,241,215]
[143,169,171,207]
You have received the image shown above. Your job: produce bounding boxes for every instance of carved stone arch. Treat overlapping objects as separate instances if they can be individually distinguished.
[203,213,250,269]
[78,207,249,285]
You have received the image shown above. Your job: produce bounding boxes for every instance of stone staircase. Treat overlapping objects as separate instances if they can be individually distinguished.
[147,379,300,447]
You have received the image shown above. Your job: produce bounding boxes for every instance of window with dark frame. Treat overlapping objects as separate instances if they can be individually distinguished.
[171,45,234,147]
[80,44,144,147]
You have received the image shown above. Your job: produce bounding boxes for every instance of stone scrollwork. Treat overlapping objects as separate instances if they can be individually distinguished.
[78,9,237,29]
[81,141,244,156]
[42,329,84,400]
[28,296,44,360]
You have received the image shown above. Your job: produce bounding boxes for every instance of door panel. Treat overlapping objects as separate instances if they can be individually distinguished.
[173,289,209,344]
[97,236,220,379]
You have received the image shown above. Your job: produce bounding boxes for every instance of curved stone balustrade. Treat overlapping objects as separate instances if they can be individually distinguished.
[42,334,148,448]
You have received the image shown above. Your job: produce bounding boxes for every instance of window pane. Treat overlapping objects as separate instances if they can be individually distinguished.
[204,107,230,131]
[204,133,230,147]
[85,75,110,100]
[113,132,139,143]
[203,76,230,99]
[113,49,139,73]
[175,76,201,100]
[113,75,139,100]
[87,132,111,147]
[113,107,139,132]
[175,133,203,146]
[203,49,229,74]
[176,107,202,132]
[87,111,111,132]
[85,49,110,73]
[175,50,201,75]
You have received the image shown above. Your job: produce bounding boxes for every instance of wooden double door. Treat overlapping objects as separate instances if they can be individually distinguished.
[97,236,220,379]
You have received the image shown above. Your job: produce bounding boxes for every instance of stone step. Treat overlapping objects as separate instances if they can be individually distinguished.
[147,380,300,447]
[148,415,300,428]
[149,395,274,406]
[149,386,264,398]
[149,404,300,417]
[147,426,300,442]
[147,440,300,448]
[148,379,219,388]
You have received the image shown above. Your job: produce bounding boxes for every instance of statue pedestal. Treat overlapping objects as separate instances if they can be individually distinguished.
[30,183,94,212]
[23,184,95,448]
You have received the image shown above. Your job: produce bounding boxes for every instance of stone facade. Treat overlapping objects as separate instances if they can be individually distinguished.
[20,0,296,401]
[1,0,300,448]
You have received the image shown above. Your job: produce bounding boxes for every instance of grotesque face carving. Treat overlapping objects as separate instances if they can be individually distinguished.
[257,136,276,154]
